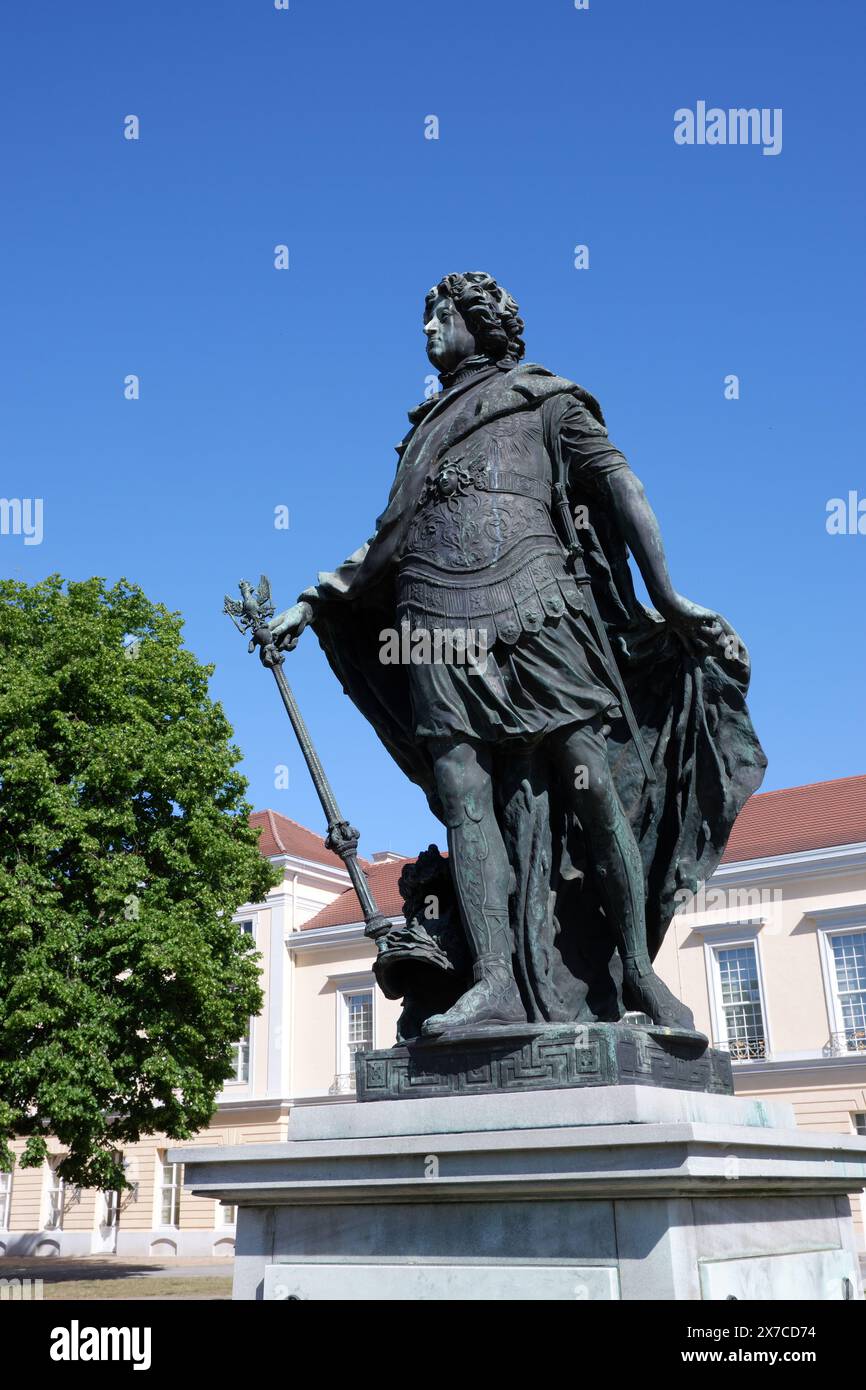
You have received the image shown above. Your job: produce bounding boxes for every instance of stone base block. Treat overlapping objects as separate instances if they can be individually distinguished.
[172,1085,866,1301]
[356,1022,732,1101]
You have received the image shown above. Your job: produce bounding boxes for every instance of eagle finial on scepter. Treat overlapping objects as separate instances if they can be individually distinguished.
[223,575,275,649]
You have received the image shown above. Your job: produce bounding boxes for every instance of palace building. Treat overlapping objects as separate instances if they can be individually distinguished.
[2,778,865,1258]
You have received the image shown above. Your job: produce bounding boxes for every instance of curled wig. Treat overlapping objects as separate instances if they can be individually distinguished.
[425,271,526,365]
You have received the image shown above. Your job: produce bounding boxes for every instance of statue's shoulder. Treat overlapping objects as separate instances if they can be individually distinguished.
[504,363,606,425]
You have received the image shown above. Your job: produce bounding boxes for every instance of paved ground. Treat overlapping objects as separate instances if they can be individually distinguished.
[4,1253,865,1298]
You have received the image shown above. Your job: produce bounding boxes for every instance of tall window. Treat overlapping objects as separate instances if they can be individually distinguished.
[331,980,375,1093]
[230,1026,251,1083]
[0,1166,11,1228]
[227,921,255,1085]
[158,1158,183,1227]
[714,944,767,1060]
[45,1157,65,1230]
[102,1154,124,1229]
[830,932,866,1051]
[103,1188,120,1229]
[216,1202,237,1227]
[346,991,373,1064]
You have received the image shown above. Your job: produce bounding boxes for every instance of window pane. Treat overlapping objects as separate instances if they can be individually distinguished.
[160,1161,182,1226]
[46,1162,65,1230]
[105,1189,120,1227]
[716,945,766,1059]
[831,933,866,1048]
[832,932,866,992]
[0,1169,11,1228]
[853,1113,866,1137]
[347,993,373,1055]
[231,1030,251,1083]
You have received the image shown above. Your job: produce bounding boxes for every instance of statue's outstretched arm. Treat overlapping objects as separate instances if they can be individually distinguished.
[269,539,373,651]
[601,469,723,648]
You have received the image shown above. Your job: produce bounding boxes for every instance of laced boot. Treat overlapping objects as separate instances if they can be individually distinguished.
[422,953,525,1036]
[622,952,697,1031]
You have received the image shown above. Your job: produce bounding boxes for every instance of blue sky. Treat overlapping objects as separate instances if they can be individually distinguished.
[2,0,864,857]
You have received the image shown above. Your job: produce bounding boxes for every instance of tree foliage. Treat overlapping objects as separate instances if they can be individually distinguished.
[0,577,279,1188]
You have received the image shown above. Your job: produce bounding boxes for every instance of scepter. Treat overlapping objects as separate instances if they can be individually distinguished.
[224,575,392,943]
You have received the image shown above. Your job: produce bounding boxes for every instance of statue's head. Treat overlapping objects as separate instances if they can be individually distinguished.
[423,272,525,375]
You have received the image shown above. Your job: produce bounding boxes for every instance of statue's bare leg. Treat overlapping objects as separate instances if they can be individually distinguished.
[422,736,524,1036]
[556,722,697,1031]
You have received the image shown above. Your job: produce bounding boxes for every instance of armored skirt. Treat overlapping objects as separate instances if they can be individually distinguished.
[396,471,624,746]
[405,602,621,746]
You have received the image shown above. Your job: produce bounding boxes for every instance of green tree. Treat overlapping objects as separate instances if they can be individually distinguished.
[0,576,279,1188]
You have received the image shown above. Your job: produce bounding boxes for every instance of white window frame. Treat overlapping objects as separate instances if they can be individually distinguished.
[333,972,376,1083]
[814,912,866,1053]
[101,1187,121,1229]
[99,1153,124,1230]
[215,1201,237,1228]
[343,989,374,1068]
[223,917,257,1087]
[155,1155,183,1228]
[228,1023,252,1084]
[43,1156,66,1231]
[702,926,771,1061]
[0,1165,12,1229]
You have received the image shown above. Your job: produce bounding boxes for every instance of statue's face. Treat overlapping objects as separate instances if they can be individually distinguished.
[424,295,477,373]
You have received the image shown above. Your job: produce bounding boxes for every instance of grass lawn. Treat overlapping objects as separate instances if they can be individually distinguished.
[1,1258,234,1301]
[42,1275,232,1300]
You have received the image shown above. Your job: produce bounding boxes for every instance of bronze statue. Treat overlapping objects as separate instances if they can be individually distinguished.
[270,272,766,1041]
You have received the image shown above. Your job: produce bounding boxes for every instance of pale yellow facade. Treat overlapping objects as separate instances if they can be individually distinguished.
[290,942,400,1099]
[654,842,866,1246]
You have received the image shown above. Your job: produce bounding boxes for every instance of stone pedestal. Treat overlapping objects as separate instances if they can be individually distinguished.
[357,1022,733,1100]
[173,1086,866,1301]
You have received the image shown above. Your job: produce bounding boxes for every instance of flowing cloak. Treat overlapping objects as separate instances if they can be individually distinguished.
[300,362,767,1023]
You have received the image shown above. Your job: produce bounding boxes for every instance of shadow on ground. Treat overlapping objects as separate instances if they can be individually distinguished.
[0,1256,232,1283]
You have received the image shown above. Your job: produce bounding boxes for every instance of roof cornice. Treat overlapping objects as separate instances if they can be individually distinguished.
[268,852,351,884]
[287,921,397,951]
[285,843,866,941]
[714,840,866,886]
[732,1054,866,1076]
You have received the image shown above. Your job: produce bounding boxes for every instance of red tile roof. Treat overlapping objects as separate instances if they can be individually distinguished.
[250,809,368,872]
[721,773,866,863]
[300,857,413,929]
[295,775,866,931]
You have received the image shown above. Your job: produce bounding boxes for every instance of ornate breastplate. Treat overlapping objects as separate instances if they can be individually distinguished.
[403,422,561,570]
[398,425,587,645]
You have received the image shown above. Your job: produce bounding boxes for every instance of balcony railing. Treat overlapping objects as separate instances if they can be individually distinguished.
[717,1034,768,1062]
[621,1011,653,1029]
[328,1072,356,1095]
[822,1030,866,1057]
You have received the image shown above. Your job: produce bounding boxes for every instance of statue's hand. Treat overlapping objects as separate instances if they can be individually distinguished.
[657,594,724,656]
[270,601,314,654]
